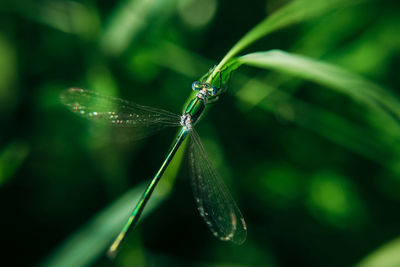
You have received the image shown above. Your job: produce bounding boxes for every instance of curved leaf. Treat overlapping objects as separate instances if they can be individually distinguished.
[238,50,400,126]
[357,237,400,267]
[206,0,366,83]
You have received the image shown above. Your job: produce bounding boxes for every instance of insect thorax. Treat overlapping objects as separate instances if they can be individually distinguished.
[180,114,193,130]
[192,81,217,102]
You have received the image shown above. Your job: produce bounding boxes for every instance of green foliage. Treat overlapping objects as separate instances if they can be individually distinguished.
[206,0,366,84]
[41,139,186,267]
[237,50,400,123]
[0,141,29,185]
[357,237,400,267]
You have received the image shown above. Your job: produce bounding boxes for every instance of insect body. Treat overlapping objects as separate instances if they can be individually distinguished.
[61,77,246,258]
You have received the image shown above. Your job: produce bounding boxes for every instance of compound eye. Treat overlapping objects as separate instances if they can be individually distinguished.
[210,86,217,95]
[192,81,202,91]
[203,83,216,96]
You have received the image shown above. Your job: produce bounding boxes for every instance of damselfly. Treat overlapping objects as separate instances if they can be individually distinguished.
[61,73,246,258]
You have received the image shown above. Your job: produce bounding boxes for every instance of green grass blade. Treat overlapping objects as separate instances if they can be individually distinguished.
[6,0,101,38]
[206,0,365,83]
[41,182,153,267]
[100,0,177,55]
[234,77,400,166]
[357,236,400,267]
[41,136,187,267]
[237,50,400,126]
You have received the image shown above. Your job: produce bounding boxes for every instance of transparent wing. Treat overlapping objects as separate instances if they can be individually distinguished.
[189,130,247,244]
[61,88,181,139]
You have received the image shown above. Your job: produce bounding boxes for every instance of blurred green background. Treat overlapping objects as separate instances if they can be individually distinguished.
[1,0,400,266]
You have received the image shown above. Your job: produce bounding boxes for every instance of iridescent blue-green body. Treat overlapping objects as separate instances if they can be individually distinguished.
[61,78,246,259]
[107,81,217,258]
